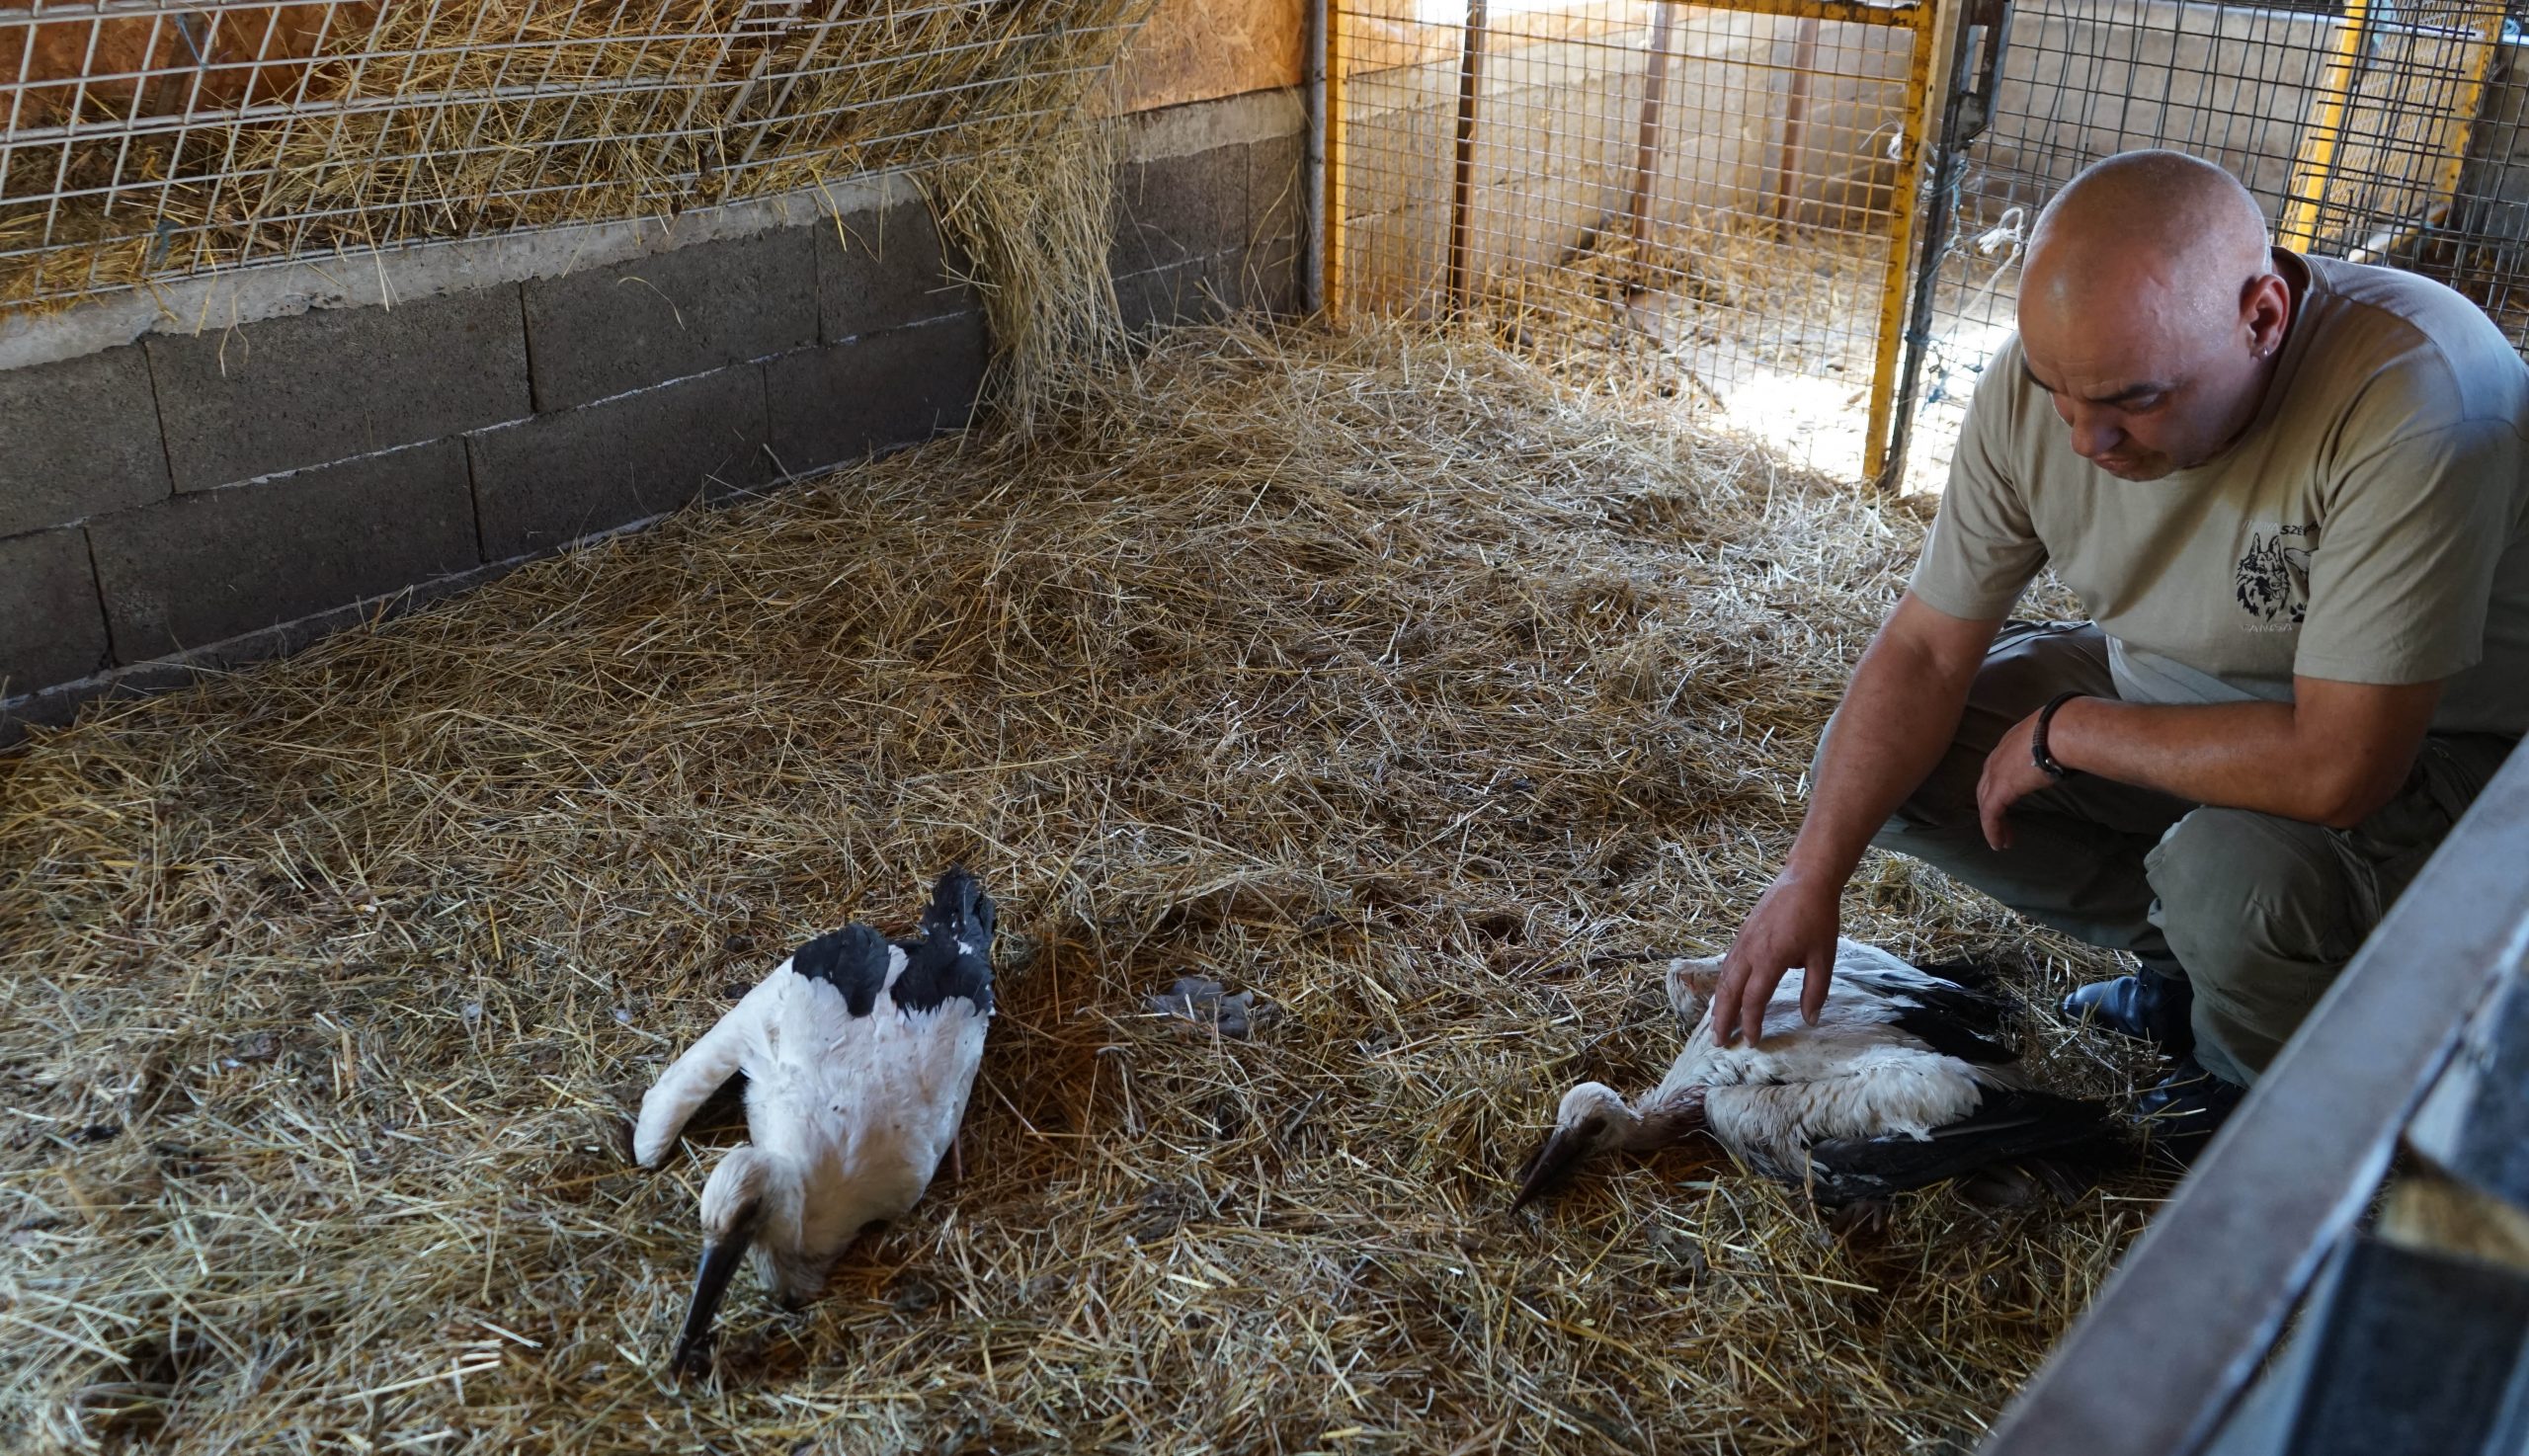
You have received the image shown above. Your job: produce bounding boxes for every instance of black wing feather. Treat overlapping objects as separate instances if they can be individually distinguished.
[887,866,997,1014]
[1885,1004,2019,1065]
[1909,959,2004,992]
[1805,1088,2121,1206]
[790,923,894,1016]
[1838,961,2014,1039]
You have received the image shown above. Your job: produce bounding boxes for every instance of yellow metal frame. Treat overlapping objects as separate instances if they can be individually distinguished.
[1324,0,1349,321]
[2280,0,2380,251]
[1319,0,1945,480]
[2281,0,2503,255]
[1863,0,1944,482]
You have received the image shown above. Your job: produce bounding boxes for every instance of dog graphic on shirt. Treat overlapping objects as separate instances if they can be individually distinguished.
[2236,524,2316,626]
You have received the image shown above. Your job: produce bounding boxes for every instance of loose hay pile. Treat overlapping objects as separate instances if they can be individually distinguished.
[0,0,1153,311]
[0,316,2166,1454]
[1486,218,1888,382]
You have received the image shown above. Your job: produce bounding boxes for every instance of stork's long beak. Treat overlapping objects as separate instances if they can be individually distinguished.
[669,1204,761,1378]
[1510,1121,1595,1212]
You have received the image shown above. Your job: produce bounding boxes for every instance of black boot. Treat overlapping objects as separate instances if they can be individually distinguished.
[2135,1056,2247,1166]
[2061,965,2195,1054]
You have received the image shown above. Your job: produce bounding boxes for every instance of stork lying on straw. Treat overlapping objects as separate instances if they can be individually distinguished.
[1513,939,2112,1211]
[634,866,997,1376]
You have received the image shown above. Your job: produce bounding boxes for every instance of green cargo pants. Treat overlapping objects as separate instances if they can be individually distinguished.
[1847,621,2517,1087]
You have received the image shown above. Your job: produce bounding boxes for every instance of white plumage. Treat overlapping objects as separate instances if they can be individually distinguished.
[1514,938,2107,1210]
[636,866,996,1374]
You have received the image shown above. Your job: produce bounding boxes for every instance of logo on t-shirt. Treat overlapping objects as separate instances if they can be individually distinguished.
[2236,524,2316,627]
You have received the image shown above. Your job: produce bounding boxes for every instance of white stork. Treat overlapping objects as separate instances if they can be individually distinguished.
[1512,939,2111,1211]
[634,866,996,1375]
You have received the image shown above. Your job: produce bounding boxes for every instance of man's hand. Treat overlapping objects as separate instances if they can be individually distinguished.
[1708,594,1997,1048]
[1713,866,1841,1046]
[1976,707,2057,850]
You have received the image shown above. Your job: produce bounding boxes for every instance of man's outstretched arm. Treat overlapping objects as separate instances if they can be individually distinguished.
[1714,593,2004,1046]
[1982,678,2441,846]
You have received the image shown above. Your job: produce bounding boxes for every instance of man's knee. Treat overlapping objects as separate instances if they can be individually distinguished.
[2146,807,2362,984]
[1968,622,2110,721]
[1856,622,2112,832]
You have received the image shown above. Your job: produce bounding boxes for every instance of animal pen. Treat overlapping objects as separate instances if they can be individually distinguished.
[1321,0,2529,479]
[0,1,2525,1454]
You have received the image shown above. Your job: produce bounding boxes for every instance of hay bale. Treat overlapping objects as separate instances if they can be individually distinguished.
[0,316,2164,1452]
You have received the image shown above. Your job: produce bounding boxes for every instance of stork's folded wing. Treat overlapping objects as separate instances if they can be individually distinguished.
[633,976,778,1168]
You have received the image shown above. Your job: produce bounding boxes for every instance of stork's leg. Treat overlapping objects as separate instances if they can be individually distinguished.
[1825,1198,1891,1240]
[950,1129,964,1183]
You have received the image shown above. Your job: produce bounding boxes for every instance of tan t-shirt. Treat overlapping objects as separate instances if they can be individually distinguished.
[1913,252,2529,738]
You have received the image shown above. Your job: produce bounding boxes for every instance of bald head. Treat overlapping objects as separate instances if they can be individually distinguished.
[2012,150,2293,479]
[2023,150,2273,335]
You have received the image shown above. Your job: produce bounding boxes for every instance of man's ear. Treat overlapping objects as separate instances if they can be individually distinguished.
[2242,272,2291,358]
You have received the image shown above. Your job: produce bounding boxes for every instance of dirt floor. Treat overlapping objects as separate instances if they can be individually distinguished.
[0,317,2167,1455]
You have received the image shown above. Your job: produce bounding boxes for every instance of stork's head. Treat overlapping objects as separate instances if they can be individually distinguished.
[670,1146,784,1378]
[2016,149,2293,481]
[1510,1083,1640,1212]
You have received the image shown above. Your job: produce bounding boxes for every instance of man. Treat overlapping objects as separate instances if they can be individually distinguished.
[1715,149,2528,1150]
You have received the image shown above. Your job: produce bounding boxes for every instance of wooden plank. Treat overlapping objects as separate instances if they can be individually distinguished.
[1982,745,2529,1456]
[1118,0,1307,113]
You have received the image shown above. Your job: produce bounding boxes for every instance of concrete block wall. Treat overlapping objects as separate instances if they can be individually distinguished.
[0,88,1305,742]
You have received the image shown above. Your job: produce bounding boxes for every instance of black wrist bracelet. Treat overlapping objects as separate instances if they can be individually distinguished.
[2032,691,2084,781]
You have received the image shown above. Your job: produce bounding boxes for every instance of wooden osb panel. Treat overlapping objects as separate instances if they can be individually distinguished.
[1338,0,1652,76]
[1121,0,1306,112]
[0,6,375,123]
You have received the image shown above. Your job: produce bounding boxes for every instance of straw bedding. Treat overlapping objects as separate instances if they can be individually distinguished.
[1496,218,1888,376]
[0,315,2166,1454]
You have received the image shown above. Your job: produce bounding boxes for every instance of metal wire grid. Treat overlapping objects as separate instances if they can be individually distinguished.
[1326,0,1934,477]
[0,0,1149,310]
[1912,0,2529,448]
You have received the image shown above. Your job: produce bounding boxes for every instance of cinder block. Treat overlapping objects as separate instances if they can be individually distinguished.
[524,227,818,411]
[764,311,986,475]
[1111,147,1248,280]
[1248,132,1305,249]
[0,526,112,698]
[149,287,530,491]
[1117,254,1234,335]
[467,363,773,559]
[0,345,172,536]
[816,202,975,345]
[1232,237,1304,317]
[86,439,478,664]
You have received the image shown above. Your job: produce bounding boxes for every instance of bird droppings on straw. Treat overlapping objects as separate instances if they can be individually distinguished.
[1148,977,1281,1040]
[0,315,2171,1453]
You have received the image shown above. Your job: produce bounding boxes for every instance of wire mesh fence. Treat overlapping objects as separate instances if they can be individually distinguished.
[1325,0,1941,478]
[0,0,1152,313]
[1328,0,2529,485]
[1905,0,2529,482]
